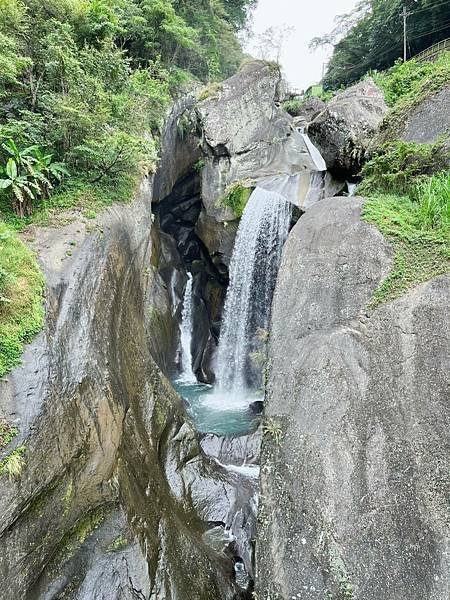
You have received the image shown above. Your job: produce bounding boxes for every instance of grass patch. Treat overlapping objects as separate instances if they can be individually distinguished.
[220,182,253,218]
[0,445,26,479]
[362,186,450,307]
[0,221,44,377]
[0,173,139,231]
[372,52,450,137]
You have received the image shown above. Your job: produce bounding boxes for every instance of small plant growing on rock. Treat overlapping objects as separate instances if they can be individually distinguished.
[263,418,282,445]
[197,82,223,102]
[221,182,253,217]
[0,419,18,450]
[0,445,26,479]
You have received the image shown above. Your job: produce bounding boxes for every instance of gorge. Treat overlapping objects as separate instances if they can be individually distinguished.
[0,51,449,600]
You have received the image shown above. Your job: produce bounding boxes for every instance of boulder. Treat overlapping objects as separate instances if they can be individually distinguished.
[257,196,450,600]
[197,60,320,220]
[292,96,327,127]
[308,79,388,178]
[399,84,450,150]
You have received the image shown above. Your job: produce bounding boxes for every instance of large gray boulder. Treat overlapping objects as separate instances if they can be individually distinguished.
[257,196,450,599]
[308,79,388,177]
[399,84,450,150]
[197,60,320,220]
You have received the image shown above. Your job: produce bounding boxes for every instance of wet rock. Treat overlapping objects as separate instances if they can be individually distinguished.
[0,180,253,600]
[257,196,450,600]
[152,96,201,204]
[249,401,263,415]
[201,428,262,466]
[308,79,388,178]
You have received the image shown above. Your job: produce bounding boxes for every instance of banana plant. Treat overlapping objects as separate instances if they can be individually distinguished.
[0,139,70,215]
[30,147,70,198]
[0,158,38,217]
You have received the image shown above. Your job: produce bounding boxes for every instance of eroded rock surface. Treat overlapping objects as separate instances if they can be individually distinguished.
[308,79,388,178]
[0,182,255,599]
[197,60,320,220]
[257,197,450,600]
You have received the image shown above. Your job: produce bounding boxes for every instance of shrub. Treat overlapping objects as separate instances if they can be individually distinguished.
[282,98,303,116]
[0,139,69,216]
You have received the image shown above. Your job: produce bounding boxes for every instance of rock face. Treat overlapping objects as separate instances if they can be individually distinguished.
[399,84,450,150]
[0,182,256,599]
[257,196,450,599]
[308,79,388,178]
[197,60,321,220]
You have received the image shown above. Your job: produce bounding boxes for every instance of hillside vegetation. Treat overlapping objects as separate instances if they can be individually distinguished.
[0,0,254,377]
[313,0,450,90]
[0,0,254,222]
[359,55,450,305]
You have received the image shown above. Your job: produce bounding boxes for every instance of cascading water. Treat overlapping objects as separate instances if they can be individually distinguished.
[216,187,292,393]
[178,273,196,383]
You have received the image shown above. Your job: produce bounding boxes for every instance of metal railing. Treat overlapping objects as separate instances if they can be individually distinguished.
[414,37,450,63]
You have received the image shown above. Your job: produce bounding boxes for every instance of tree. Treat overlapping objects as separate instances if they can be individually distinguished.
[255,25,294,64]
[312,0,450,89]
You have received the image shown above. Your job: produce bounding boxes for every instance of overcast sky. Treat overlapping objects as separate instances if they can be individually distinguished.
[244,0,359,91]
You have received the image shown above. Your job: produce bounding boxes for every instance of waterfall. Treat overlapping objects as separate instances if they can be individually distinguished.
[179,273,196,383]
[300,132,327,171]
[216,187,292,393]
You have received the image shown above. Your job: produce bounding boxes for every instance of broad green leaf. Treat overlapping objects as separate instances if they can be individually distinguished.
[6,158,17,180]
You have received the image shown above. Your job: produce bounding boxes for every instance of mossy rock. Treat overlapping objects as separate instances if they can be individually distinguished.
[221,183,253,218]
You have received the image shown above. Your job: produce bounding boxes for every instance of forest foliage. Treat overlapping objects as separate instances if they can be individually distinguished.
[313,0,450,89]
[0,0,255,218]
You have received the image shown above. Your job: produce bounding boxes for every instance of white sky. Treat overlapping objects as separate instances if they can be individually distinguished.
[244,0,359,91]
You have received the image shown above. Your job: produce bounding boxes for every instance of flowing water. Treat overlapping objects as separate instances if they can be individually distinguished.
[178,273,196,383]
[173,379,260,436]
[300,131,327,172]
[216,187,292,394]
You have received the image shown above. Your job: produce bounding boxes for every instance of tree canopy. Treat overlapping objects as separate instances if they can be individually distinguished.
[313,0,450,89]
[0,0,255,216]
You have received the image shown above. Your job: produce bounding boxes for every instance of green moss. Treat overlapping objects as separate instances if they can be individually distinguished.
[197,82,223,102]
[0,222,44,377]
[107,535,129,552]
[0,445,26,478]
[221,182,253,217]
[57,507,106,561]
[0,419,18,450]
[62,480,74,516]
